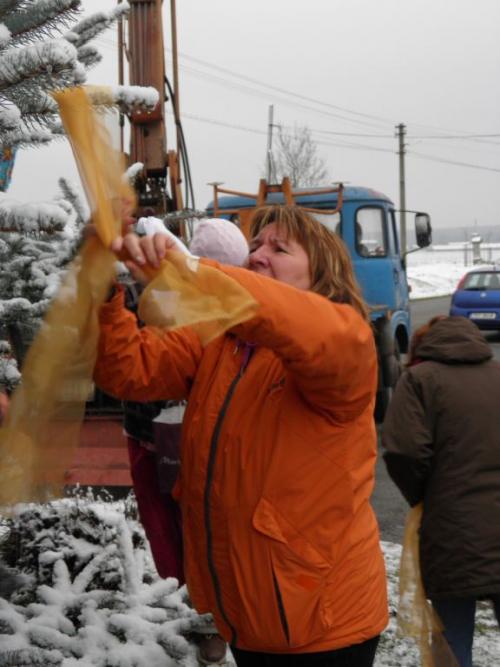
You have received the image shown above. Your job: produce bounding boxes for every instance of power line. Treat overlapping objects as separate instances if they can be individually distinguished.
[166,48,395,128]
[97,35,500,143]
[410,151,500,173]
[178,111,267,137]
[410,134,500,139]
[175,63,393,131]
[96,36,500,145]
[181,111,395,154]
[298,128,394,138]
[182,111,500,171]
[93,38,500,169]
[167,50,500,144]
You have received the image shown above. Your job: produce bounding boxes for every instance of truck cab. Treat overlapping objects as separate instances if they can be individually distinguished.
[206,182,432,419]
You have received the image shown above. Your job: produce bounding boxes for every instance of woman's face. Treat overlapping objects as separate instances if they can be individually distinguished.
[248,223,311,290]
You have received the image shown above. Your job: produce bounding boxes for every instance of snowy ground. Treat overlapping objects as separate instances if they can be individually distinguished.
[1,499,499,667]
[407,262,467,300]
[406,260,499,301]
[375,542,499,667]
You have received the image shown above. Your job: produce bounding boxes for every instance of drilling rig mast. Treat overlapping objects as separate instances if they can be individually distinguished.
[118,0,183,215]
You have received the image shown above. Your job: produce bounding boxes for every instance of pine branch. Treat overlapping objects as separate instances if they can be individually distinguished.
[66,2,128,48]
[0,198,69,233]
[76,43,101,68]
[0,339,28,381]
[0,297,49,320]
[0,0,21,20]
[58,177,89,226]
[0,23,11,49]
[0,102,20,131]
[3,0,81,45]
[0,125,53,148]
[13,90,58,128]
[0,39,83,95]
[0,648,58,667]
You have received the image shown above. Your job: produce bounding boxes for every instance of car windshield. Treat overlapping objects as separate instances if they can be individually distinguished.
[463,272,500,290]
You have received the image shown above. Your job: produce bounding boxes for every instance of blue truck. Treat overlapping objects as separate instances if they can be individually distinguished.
[206,180,432,420]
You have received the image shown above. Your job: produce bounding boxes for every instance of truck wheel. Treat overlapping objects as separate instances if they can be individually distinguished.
[373,318,404,422]
[375,387,391,423]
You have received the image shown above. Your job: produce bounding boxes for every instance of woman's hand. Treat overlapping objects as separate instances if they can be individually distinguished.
[112,232,179,284]
[0,392,9,426]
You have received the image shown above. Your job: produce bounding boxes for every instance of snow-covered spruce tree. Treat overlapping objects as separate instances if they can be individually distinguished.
[0,495,210,667]
[0,0,158,389]
[0,180,82,372]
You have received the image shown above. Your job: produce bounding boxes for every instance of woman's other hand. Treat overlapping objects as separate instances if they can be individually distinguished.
[112,232,179,284]
[0,392,9,426]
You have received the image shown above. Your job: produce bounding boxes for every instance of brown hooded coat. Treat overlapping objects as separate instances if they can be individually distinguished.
[383,317,500,599]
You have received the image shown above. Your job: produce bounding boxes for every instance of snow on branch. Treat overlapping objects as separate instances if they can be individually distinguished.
[0,39,84,94]
[0,0,18,21]
[111,84,158,112]
[0,125,53,149]
[58,177,89,226]
[0,198,69,233]
[125,161,144,185]
[0,23,11,49]
[3,0,81,46]
[0,296,48,320]
[76,43,101,68]
[85,84,158,114]
[65,2,129,48]
[13,89,58,125]
[0,103,20,132]
[0,353,20,390]
[0,497,210,666]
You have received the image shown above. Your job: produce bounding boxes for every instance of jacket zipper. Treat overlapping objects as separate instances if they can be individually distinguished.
[203,343,254,646]
[272,565,290,644]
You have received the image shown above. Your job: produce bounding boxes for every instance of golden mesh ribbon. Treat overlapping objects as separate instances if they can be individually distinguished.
[138,253,258,345]
[0,87,131,508]
[398,504,459,666]
[0,86,257,508]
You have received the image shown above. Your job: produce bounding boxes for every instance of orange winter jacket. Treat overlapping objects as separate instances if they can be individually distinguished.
[94,261,388,653]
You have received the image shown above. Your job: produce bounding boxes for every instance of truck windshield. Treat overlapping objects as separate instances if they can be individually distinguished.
[355,207,387,257]
[311,212,341,234]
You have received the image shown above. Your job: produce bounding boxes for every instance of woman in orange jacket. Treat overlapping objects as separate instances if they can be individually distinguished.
[94,205,388,666]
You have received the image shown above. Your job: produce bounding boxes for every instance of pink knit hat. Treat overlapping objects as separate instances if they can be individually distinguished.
[189,218,248,267]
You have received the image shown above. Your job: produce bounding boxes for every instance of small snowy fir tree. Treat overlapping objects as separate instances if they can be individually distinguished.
[0,178,84,373]
[0,494,212,667]
[0,0,159,390]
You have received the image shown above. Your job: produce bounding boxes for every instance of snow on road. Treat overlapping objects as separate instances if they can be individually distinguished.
[407,263,466,300]
[407,259,500,301]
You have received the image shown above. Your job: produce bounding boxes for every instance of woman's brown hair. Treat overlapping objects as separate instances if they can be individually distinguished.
[249,205,369,321]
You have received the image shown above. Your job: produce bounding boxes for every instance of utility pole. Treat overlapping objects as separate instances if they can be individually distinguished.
[266,104,275,182]
[396,123,407,254]
[117,0,124,154]
[170,0,180,155]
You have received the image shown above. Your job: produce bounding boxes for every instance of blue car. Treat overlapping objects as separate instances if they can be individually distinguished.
[450,269,500,329]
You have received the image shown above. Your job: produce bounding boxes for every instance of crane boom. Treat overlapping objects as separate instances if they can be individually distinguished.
[125,0,182,213]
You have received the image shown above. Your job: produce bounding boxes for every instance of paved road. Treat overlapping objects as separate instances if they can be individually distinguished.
[372,296,500,543]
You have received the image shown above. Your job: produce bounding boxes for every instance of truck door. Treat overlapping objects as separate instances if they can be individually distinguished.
[387,208,409,311]
[352,205,397,310]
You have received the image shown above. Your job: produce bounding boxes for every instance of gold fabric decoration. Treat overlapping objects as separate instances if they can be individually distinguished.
[398,504,459,666]
[0,86,256,508]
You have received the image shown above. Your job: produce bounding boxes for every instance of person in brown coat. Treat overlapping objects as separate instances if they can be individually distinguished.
[382,315,500,667]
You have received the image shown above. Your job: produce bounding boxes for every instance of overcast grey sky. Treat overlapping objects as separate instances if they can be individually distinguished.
[9,0,500,231]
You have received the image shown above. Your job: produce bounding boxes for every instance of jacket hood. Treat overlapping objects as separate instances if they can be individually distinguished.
[416,316,492,364]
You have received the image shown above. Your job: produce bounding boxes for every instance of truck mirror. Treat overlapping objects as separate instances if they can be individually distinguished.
[415,212,432,248]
